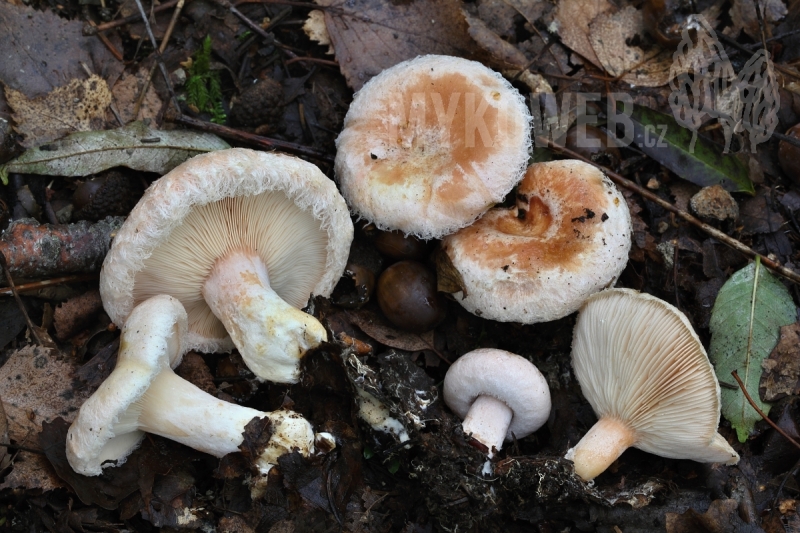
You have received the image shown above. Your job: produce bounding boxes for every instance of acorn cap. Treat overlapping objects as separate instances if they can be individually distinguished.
[100,148,353,360]
[335,54,532,239]
[441,160,632,323]
[567,288,739,480]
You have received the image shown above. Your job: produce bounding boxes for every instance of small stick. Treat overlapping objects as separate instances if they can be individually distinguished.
[172,114,334,161]
[0,253,44,346]
[284,57,339,68]
[132,0,182,114]
[86,0,181,33]
[544,138,800,286]
[132,0,186,121]
[731,370,800,452]
[0,274,99,297]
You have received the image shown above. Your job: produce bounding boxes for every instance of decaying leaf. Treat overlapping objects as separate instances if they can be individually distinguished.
[0,121,230,182]
[0,346,90,447]
[5,75,112,148]
[760,322,800,401]
[618,101,754,194]
[665,498,761,533]
[589,7,662,79]
[727,0,788,40]
[709,260,796,441]
[0,2,123,99]
[553,0,613,69]
[111,68,164,124]
[314,0,480,91]
[346,309,436,353]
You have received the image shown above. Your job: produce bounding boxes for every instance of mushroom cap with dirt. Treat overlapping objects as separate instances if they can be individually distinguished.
[100,148,354,383]
[566,288,740,481]
[440,159,632,324]
[66,295,321,477]
[443,348,551,457]
[335,54,532,240]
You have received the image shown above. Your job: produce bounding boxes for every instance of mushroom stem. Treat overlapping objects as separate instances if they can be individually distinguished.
[462,395,513,457]
[203,249,327,383]
[566,417,637,481]
[132,368,315,474]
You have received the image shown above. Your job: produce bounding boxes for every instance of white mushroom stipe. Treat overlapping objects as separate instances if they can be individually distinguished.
[461,395,513,457]
[567,288,740,481]
[66,295,318,477]
[203,249,327,383]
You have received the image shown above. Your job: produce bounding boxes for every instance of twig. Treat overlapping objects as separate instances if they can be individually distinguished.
[86,0,182,33]
[0,274,99,297]
[172,114,334,161]
[731,370,800,452]
[132,0,186,121]
[284,56,339,68]
[0,442,45,455]
[543,138,800,285]
[0,253,44,346]
[132,0,182,114]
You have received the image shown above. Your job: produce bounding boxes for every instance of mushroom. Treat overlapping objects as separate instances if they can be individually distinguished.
[566,288,740,481]
[440,160,632,323]
[67,295,321,477]
[443,348,551,457]
[100,148,353,383]
[335,54,532,239]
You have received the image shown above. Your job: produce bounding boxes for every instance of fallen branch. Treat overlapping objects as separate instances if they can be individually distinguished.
[731,370,800,452]
[0,217,124,279]
[544,139,800,286]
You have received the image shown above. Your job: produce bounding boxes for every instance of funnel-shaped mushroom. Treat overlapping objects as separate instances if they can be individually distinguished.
[566,288,739,481]
[441,160,631,324]
[67,295,319,476]
[100,148,353,383]
[335,55,532,239]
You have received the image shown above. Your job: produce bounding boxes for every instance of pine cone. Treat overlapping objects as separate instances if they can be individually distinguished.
[230,77,284,128]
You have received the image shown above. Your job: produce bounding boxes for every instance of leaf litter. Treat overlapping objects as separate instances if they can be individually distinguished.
[1,0,800,529]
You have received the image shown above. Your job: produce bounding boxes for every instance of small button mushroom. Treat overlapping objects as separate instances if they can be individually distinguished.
[443,348,551,458]
[376,260,446,332]
[335,54,532,239]
[100,148,354,384]
[567,288,739,481]
[66,295,325,477]
[440,160,632,324]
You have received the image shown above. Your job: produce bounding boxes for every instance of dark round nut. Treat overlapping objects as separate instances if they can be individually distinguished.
[376,260,446,332]
[229,77,284,128]
[778,123,800,182]
[374,230,431,260]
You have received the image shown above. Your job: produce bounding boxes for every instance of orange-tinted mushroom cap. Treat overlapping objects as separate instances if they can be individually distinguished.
[335,55,532,239]
[441,160,632,323]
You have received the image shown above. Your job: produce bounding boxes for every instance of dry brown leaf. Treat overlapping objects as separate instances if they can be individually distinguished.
[315,0,481,91]
[726,0,787,39]
[553,0,613,69]
[760,322,800,401]
[0,451,66,492]
[304,10,334,55]
[6,74,112,148]
[501,0,549,27]
[111,69,164,125]
[347,310,436,353]
[589,7,664,79]
[0,346,91,447]
[0,2,123,99]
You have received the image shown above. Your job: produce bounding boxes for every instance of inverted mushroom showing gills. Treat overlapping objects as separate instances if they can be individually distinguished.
[67,295,319,477]
[335,54,532,239]
[443,348,551,457]
[441,160,632,323]
[567,288,739,481]
[100,148,354,383]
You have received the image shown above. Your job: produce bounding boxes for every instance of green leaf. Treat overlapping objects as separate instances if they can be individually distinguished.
[0,121,230,180]
[709,259,796,442]
[616,101,754,194]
